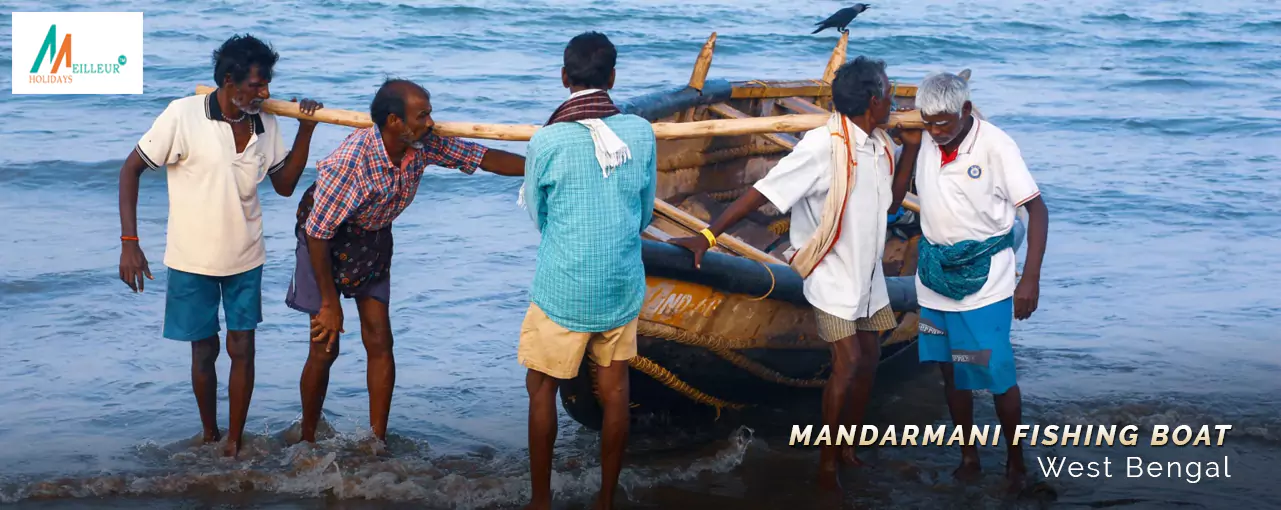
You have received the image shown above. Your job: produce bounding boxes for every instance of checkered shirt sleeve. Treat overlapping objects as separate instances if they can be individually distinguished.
[305,130,371,240]
[420,132,487,174]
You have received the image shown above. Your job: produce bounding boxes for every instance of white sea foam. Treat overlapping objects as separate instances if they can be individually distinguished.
[0,426,756,508]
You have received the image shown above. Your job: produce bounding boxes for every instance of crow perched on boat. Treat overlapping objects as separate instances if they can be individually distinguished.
[812,3,871,34]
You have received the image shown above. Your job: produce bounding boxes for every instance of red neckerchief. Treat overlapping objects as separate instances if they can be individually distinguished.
[545,90,620,125]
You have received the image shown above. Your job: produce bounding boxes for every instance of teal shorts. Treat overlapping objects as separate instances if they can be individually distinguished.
[162,266,263,341]
[917,297,1017,394]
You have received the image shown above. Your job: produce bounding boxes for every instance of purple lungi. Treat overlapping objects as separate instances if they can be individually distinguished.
[285,229,391,315]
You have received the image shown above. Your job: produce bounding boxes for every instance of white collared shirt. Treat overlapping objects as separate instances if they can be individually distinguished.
[914,116,1040,312]
[753,123,897,320]
[135,92,289,276]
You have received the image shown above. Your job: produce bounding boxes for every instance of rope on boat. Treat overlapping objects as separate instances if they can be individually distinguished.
[617,314,921,413]
[636,320,816,351]
[708,189,745,202]
[637,321,824,388]
[627,356,745,418]
[768,218,790,236]
[886,311,919,346]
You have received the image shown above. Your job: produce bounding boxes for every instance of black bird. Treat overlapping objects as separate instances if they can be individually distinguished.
[812,3,870,34]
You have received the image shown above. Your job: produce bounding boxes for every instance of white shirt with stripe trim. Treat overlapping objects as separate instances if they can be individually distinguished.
[914,116,1040,312]
[135,91,290,277]
[753,122,897,321]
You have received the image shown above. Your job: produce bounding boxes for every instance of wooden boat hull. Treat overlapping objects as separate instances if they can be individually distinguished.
[558,239,924,430]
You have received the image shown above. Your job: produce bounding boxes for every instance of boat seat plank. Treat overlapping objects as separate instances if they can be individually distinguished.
[706,104,797,150]
[776,97,829,116]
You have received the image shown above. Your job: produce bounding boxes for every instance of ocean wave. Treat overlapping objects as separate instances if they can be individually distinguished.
[1104,78,1217,91]
[0,425,755,507]
[1000,114,1278,137]
[1083,13,1144,23]
[1240,20,1281,33]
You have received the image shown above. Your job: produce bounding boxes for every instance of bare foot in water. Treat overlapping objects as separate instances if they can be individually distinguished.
[839,446,866,468]
[222,439,240,458]
[952,457,982,483]
[522,502,551,510]
[817,462,843,492]
[1005,461,1027,495]
[202,429,222,445]
[592,492,615,510]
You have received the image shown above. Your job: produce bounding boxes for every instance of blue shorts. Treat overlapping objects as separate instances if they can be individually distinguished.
[162,266,263,341]
[917,297,1017,394]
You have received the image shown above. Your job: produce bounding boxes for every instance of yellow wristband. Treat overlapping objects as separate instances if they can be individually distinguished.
[699,228,717,248]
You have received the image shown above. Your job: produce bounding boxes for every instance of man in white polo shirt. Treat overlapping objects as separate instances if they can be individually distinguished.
[905,71,1049,492]
[670,56,920,490]
[116,34,323,457]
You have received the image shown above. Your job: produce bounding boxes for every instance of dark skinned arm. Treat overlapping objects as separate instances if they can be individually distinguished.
[888,124,923,214]
[306,233,344,351]
[268,98,323,197]
[1013,195,1048,320]
[118,150,153,292]
[477,148,526,176]
[889,142,920,214]
[268,123,317,197]
[668,188,771,269]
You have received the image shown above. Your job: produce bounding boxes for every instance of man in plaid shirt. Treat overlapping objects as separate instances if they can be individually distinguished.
[287,78,525,445]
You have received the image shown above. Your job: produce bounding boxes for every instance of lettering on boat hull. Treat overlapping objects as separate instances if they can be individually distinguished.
[641,277,725,329]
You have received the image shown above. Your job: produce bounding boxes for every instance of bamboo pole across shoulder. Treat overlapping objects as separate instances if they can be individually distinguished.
[192,85,923,141]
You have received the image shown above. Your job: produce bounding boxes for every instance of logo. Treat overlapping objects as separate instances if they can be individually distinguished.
[918,320,946,336]
[967,165,982,179]
[12,12,143,94]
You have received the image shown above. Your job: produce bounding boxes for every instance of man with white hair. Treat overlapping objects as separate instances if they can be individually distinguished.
[901,71,1049,492]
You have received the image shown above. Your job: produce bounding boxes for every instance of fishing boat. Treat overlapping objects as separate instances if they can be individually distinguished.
[191,32,1024,432]
[554,33,1024,431]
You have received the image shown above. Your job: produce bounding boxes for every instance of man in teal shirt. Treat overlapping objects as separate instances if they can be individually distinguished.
[517,31,657,510]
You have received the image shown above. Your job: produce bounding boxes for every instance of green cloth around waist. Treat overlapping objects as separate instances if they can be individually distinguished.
[918,230,1015,301]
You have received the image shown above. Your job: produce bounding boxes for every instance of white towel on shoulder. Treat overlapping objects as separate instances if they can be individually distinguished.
[518,89,631,209]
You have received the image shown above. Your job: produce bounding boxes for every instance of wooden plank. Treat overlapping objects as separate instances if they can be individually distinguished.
[653,199,782,264]
[776,97,829,115]
[729,81,829,99]
[706,104,797,149]
[659,142,789,173]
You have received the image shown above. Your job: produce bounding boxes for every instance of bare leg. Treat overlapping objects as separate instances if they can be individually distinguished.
[299,327,340,443]
[940,363,981,481]
[994,385,1026,492]
[357,297,395,442]
[839,330,881,467]
[524,368,559,510]
[594,360,630,510]
[191,336,221,444]
[223,330,255,457]
[818,336,858,491]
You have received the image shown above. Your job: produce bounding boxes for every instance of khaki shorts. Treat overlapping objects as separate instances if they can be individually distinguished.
[814,305,898,343]
[518,302,638,379]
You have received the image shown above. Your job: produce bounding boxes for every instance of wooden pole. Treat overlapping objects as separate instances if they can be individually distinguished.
[678,32,717,123]
[192,85,923,141]
[688,32,717,93]
[653,199,781,264]
[821,31,849,85]
[818,32,849,110]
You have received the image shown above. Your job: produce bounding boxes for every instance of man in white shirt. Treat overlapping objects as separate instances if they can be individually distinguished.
[670,56,921,491]
[116,34,323,458]
[903,71,1049,492]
